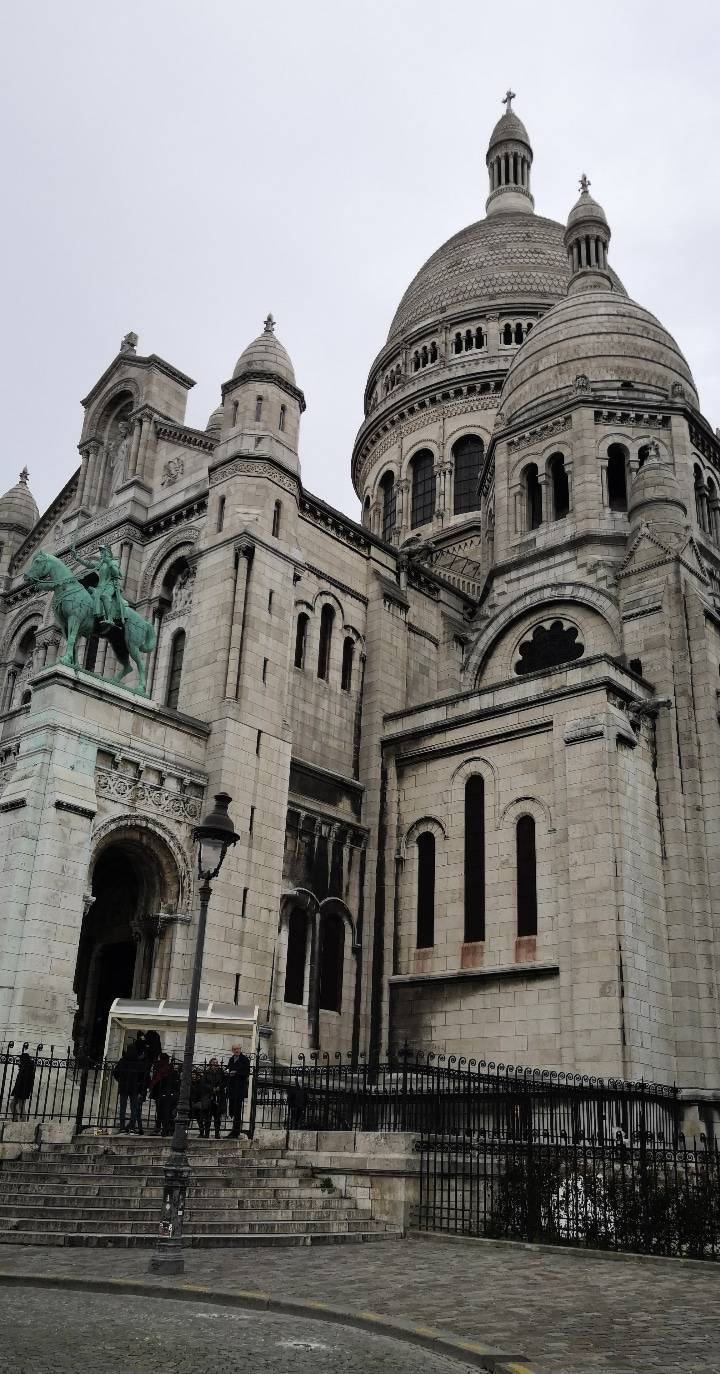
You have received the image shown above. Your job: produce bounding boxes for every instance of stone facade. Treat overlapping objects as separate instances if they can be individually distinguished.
[2,102,720,1089]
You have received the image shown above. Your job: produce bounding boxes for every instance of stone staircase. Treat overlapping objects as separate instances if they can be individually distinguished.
[0,1135,403,1248]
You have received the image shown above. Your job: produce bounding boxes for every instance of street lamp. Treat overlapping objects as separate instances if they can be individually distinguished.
[149,791,239,1275]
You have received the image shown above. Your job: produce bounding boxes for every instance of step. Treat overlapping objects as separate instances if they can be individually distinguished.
[0,1214,382,1236]
[0,1229,402,1250]
[0,1200,351,1223]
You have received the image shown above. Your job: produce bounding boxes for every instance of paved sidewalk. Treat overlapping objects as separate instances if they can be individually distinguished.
[0,1235,717,1374]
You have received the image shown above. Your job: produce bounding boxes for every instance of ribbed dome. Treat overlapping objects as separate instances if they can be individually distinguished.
[205,404,224,436]
[567,188,608,230]
[488,110,531,150]
[233,315,295,384]
[500,291,698,421]
[0,469,39,532]
[386,214,625,344]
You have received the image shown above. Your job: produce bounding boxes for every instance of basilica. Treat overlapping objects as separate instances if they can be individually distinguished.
[2,97,720,1089]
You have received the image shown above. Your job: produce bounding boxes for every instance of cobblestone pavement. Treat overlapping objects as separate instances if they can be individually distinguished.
[0,1236,718,1374]
[0,1286,465,1374]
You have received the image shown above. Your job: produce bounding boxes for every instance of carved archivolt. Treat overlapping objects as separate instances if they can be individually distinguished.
[400,815,447,860]
[0,604,45,660]
[209,458,299,494]
[89,812,193,916]
[139,529,200,600]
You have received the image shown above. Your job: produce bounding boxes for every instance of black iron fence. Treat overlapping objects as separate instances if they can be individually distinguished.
[416,1131,720,1261]
[0,1041,680,1144]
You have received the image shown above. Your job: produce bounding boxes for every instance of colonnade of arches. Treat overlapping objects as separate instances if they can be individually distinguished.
[515,441,665,535]
[364,433,485,542]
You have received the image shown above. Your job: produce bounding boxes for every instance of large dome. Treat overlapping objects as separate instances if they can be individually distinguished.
[500,290,698,421]
[386,214,625,345]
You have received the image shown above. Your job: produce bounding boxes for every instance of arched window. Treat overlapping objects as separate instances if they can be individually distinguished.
[341,636,354,691]
[516,815,537,937]
[430,342,438,363]
[607,444,628,512]
[272,500,282,538]
[454,332,463,355]
[474,327,484,349]
[284,908,308,1004]
[294,613,309,669]
[318,912,344,1012]
[362,495,371,528]
[255,396,263,422]
[548,452,569,521]
[453,435,484,514]
[317,604,334,680]
[413,351,420,372]
[165,630,186,710]
[503,323,513,345]
[410,450,436,528]
[694,465,710,534]
[416,832,435,949]
[708,477,719,543]
[464,775,485,942]
[637,444,650,469]
[279,404,286,432]
[523,463,543,530]
[514,322,523,344]
[380,471,396,541]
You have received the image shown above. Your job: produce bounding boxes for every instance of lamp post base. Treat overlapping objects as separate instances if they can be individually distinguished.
[148,1149,190,1276]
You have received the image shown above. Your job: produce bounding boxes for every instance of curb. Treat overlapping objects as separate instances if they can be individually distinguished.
[410,1228,720,1273]
[0,1269,536,1373]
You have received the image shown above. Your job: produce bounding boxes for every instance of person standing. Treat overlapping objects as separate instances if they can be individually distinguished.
[10,1051,35,1121]
[204,1058,227,1140]
[225,1044,251,1138]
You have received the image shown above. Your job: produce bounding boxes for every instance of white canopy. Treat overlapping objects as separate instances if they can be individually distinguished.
[103,997,259,1061]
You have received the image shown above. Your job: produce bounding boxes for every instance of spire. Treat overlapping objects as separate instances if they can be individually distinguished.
[486,91,534,217]
[564,175,612,295]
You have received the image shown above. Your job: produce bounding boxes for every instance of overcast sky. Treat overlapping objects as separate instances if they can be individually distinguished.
[2,0,719,523]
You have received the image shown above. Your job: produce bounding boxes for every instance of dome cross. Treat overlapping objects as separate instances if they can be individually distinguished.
[502,89,516,114]
[19,467,29,486]
[579,173,591,194]
[263,313,276,335]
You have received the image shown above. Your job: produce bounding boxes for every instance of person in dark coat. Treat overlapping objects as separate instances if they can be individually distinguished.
[190,1068,212,1138]
[225,1044,251,1137]
[150,1056,180,1137]
[203,1058,227,1140]
[113,1041,150,1134]
[143,1029,162,1069]
[10,1052,35,1121]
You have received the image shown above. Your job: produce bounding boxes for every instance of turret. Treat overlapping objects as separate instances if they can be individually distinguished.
[485,90,534,217]
[0,468,39,577]
[628,438,688,543]
[564,175,612,294]
[220,314,305,477]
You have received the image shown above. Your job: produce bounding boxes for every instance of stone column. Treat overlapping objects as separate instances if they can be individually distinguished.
[75,448,92,508]
[128,418,142,478]
[137,416,154,482]
[396,478,409,542]
[224,542,254,698]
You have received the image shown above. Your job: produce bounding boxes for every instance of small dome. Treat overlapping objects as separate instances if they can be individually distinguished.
[487,109,531,151]
[206,404,224,436]
[232,313,295,385]
[566,180,609,231]
[500,290,698,421]
[0,469,39,532]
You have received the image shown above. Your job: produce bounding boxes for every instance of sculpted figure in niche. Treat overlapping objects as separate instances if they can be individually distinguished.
[109,420,132,491]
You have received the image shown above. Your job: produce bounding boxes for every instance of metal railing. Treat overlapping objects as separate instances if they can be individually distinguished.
[0,1041,681,1144]
[416,1130,720,1260]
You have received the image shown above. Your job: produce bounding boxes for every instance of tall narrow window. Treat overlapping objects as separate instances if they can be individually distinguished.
[341,636,354,691]
[232,400,239,425]
[272,500,281,537]
[294,613,309,669]
[503,322,513,345]
[217,495,226,532]
[464,775,485,942]
[607,444,628,512]
[410,450,436,528]
[284,908,308,1004]
[165,629,186,710]
[416,832,435,949]
[708,477,719,542]
[380,471,396,541]
[279,404,286,432]
[317,604,334,680]
[318,912,344,1012]
[548,452,569,520]
[362,495,371,528]
[255,396,263,422]
[523,464,543,530]
[516,815,537,937]
[453,435,484,514]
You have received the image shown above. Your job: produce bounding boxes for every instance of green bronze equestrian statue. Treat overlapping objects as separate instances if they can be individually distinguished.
[24,543,156,696]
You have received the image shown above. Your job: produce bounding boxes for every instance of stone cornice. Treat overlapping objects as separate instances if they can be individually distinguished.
[221,369,306,412]
[352,381,502,491]
[153,419,215,452]
[81,353,195,409]
[209,452,300,496]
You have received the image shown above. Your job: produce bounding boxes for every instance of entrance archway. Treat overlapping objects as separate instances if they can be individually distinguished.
[73,822,187,1058]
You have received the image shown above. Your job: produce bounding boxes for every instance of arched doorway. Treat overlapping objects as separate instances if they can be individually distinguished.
[73,823,187,1058]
